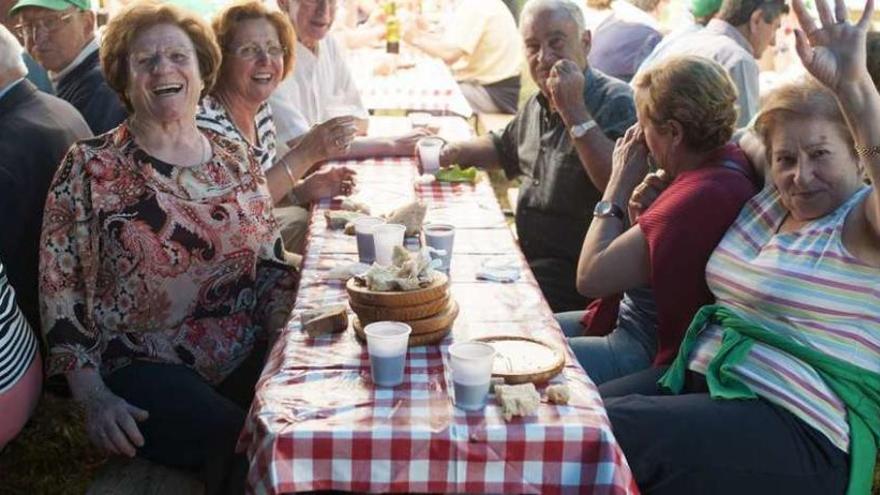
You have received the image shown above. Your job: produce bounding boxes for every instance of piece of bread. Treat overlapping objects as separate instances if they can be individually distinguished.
[495,383,541,421]
[325,210,365,230]
[301,305,348,337]
[546,384,570,405]
[340,198,371,215]
[385,201,427,237]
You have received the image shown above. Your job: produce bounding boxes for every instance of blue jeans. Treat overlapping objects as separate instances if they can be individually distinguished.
[556,288,658,385]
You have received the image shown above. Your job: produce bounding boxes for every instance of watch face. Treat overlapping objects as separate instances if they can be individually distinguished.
[597,202,612,216]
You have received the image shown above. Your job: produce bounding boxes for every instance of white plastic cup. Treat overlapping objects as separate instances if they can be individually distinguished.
[409,112,433,130]
[364,322,412,387]
[423,223,455,272]
[448,342,496,411]
[372,223,406,266]
[354,216,385,264]
[417,136,444,173]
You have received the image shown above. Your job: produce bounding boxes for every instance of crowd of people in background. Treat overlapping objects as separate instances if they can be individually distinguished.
[1,0,879,493]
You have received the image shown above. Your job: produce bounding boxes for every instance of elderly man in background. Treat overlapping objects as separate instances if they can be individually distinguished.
[10,0,126,133]
[0,0,51,92]
[271,0,425,160]
[634,0,787,127]
[0,23,90,335]
[587,0,665,82]
[440,0,636,312]
[403,0,523,114]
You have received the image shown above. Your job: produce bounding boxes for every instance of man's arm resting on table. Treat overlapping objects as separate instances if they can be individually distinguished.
[440,136,501,170]
[407,33,466,66]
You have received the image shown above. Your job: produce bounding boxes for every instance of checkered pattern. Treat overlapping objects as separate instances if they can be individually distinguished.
[241,156,639,494]
[349,49,474,117]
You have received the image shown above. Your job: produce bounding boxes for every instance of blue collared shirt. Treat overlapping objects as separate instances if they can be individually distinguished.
[0,78,25,103]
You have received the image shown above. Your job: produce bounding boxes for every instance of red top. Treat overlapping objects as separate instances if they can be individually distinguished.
[580,143,758,365]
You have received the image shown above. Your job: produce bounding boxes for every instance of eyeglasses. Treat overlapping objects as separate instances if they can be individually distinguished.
[129,47,195,72]
[228,43,286,60]
[301,0,338,8]
[13,12,76,38]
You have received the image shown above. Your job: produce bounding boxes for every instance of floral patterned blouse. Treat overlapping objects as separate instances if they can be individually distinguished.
[40,124,298,384]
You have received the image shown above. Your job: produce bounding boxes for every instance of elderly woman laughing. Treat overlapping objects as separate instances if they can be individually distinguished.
[39,2,297,493]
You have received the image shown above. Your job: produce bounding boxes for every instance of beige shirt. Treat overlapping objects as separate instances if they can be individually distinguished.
[443,0,522,85]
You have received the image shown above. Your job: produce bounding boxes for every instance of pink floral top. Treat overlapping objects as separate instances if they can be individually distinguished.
[40,124,298,384]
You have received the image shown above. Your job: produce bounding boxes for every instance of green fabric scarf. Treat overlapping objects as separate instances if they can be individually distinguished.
[658,304,880,495]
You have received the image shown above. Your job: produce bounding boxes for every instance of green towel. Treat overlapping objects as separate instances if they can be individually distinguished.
[435,165,477,183]
[659,304,880,495]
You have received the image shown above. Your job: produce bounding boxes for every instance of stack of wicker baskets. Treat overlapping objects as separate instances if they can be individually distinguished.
[347,272,457,346]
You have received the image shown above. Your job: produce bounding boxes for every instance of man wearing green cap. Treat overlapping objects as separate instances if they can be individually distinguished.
[635,0,722,72]
[10,0,126,134]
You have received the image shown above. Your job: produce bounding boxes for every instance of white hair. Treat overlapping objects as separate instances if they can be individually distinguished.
[0,25,27,79]
[520,0,586,32]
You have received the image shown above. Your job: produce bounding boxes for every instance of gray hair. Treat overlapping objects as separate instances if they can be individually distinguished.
[0,25,27,78]
[520,0,586,33]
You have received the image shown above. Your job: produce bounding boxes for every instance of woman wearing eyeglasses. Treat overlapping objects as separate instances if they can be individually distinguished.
[39,2,298,493]
[198,0,357,225]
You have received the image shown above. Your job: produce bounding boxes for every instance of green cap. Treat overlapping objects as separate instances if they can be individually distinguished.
[10,0,90,15]
[690,0,722,18]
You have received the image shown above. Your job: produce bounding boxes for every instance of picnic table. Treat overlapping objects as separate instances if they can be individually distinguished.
[239,116,637,494]
[347,48,474,118]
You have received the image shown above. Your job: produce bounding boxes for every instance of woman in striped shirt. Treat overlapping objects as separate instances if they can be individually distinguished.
[0,259,41,450]
[198,1,357,253]
[600,0,880,493]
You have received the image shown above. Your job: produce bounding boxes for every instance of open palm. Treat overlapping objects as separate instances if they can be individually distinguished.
[792,0,874,91]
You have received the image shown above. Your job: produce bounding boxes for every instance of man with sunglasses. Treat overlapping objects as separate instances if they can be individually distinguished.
[10,0,126,134]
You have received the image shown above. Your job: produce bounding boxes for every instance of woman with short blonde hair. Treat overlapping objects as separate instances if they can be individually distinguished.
[559,55,758,385]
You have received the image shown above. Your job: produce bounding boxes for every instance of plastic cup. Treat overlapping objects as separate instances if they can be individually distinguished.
[409,112,433,130]
[417,136,444,173]
[364,322,412,387]
[372,223,406,266]
[423,223,455,272]
[354,216,385,264]
[448,342,496,411]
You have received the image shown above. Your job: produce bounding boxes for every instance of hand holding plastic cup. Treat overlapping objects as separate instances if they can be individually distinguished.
[448,342,496,411]
[423,223,455,272]
[354,216,385,264]
[365,322,412,387]
[417,136,444,173]
[373,223,406,266]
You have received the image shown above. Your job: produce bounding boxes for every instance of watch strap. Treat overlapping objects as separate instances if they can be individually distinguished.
[570,119,598,139]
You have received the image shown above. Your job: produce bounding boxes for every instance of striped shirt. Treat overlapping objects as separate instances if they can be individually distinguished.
[197,94,277,172]
[688,185,880,453]
[0,261,38,394]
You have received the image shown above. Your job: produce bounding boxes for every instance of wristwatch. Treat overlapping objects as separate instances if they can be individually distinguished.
[593,200,625,220]
[569,120,597,140]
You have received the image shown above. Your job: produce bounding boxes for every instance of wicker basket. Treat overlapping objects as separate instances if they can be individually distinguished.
[474,335,565,385]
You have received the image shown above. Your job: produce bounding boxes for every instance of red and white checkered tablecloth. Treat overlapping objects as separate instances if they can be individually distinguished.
[348,49,474,117]
[240,156,638,494]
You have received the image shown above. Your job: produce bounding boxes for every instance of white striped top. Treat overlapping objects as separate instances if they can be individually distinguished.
[0,261,38,394]
[197,94,277,172]
[687,185,880,452]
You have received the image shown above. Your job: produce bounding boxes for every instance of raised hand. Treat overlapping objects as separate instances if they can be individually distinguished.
[792,0,874,91]
[547,59,590,127]
[609,124,650,195]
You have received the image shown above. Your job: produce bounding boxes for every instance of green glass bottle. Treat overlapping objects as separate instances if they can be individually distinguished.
[385,1,400,54]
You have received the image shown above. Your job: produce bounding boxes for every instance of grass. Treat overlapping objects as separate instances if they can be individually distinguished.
[0,393,107,494]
